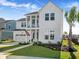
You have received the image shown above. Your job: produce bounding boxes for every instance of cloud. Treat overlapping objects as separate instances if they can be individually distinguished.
[65,2,79,11]
[0,0,40,11]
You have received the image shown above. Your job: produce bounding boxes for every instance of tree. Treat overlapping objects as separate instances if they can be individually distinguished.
[65,6,79,52]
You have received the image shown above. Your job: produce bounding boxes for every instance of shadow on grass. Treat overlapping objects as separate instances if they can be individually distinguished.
[69,52,76,59]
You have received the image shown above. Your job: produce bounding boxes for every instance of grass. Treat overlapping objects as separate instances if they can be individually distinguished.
[0,45,22,52]
[10,45,60,58]
[60,51,70,59]
[73,43,79,59]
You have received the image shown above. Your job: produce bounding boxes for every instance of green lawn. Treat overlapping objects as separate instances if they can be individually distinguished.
[0,45,23,52]
[60,51,70,59]
[10,45,60,58]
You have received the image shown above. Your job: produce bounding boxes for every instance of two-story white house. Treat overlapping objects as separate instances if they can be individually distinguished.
[13,1,63,44]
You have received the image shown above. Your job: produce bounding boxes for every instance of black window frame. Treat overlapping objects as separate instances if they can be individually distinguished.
[45,35,49,40]
[45,13,49,21]
[21,22,26,27]
[50,34,54,40]
[50,13,55,20]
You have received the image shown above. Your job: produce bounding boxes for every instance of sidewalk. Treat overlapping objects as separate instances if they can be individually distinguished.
[7,55,55,59]
[0,53,8,59]
[3,43,33,53]
[0,42,19,48]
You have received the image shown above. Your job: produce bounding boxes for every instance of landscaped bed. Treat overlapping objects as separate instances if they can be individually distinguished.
[10,45,60,58]
[60,39,79,59]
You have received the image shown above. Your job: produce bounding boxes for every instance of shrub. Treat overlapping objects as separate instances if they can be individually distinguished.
[19,42,29,45]
[72,38,79,45]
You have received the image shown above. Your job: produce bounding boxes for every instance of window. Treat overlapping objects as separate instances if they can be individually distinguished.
[45,13,49,21]
[21,22,23,27]
[32,19,35,27]
[32,16,35,18]
[50,13,55,20]
[50,30,54,40]
[16,34,26,36]
[32,16,36,27]
[21,22,26,27]
[45,35,49,40]
[50,34,54,40]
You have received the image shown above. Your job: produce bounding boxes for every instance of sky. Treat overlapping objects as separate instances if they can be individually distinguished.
[0,0,79,34]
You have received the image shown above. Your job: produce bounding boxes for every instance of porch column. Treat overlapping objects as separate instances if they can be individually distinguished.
[35,30,37,42]
[30,15,32,28]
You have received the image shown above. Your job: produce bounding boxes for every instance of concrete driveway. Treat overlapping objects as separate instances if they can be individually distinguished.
[0,42,19,48]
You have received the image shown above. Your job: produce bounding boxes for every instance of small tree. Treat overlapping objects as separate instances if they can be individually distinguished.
[65,6,79,52]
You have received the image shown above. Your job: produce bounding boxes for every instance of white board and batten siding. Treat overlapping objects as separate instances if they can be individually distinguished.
[13,1,63,44]
[39,2,63,44]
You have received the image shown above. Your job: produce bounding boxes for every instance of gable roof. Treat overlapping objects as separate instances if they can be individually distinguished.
[25,1,63,15]
[25,11,38,15]
[17,18,26,21]
[39,1,63,12]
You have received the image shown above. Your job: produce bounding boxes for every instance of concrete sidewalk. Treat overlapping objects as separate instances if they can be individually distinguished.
[3,43,33,53]
[7,55,56,59]
[0,53,8,59]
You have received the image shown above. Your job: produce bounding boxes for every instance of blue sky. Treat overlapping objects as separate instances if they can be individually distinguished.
[0,0,79,34]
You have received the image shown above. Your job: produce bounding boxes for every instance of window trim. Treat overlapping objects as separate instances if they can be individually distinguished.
[50,34,54,40]
[45,35,49,40]
[21,22,26,27]
[45,13,55,21]
[50,13,55,20]
[45,13,49,21]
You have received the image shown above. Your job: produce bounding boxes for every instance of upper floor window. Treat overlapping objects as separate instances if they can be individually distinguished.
[32,16,35,18]
[45,13,49,21]
[50,13,55,20]
[32,19,35,27]
[21,22,26,27]
[45,13,55,21]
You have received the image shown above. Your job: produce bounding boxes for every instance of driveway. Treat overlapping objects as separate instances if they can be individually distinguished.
[0,42,19,48]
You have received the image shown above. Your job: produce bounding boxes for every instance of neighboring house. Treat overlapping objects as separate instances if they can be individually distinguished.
[5,20,16,31]
[13,1,63,44]
[0,18,5,40]
[0,18,5,29]
[1,20,16,40]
